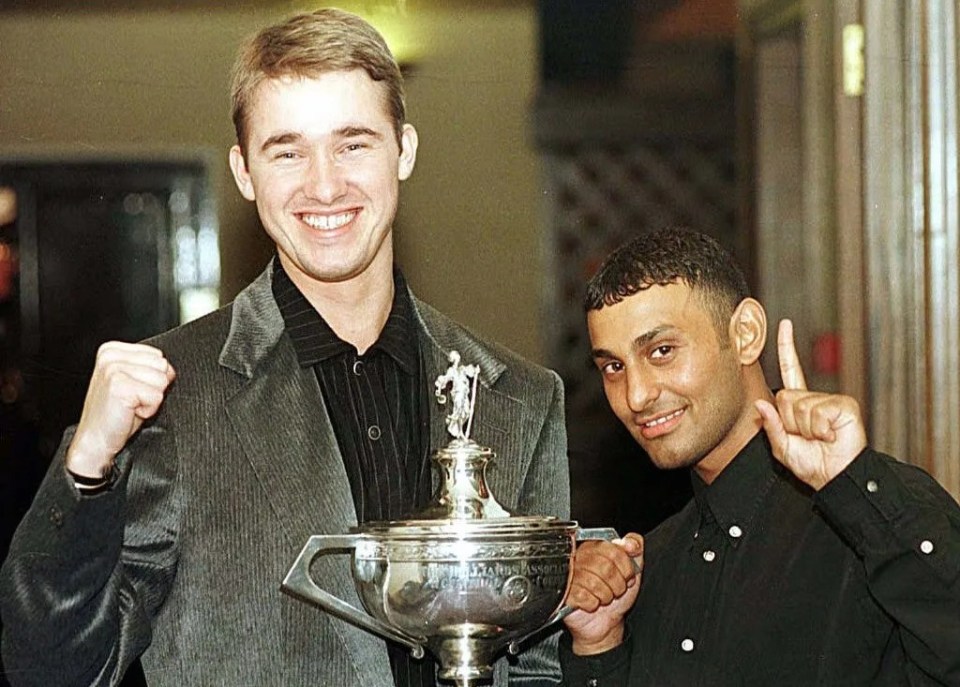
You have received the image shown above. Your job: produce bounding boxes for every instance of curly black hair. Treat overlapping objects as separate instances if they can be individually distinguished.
[584,227,750,331]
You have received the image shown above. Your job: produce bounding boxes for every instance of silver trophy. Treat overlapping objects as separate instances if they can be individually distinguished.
[282,351,618,685]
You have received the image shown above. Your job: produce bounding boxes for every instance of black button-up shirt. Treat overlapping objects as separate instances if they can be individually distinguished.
[273,260,436,687]
[560,432,960,686]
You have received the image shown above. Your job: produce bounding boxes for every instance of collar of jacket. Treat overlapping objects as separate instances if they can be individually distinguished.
[218,258,509,389]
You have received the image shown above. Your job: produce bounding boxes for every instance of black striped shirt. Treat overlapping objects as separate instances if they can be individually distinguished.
[272,259,436,687]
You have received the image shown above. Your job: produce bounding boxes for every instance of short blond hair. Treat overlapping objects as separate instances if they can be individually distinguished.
[230,8,406,152]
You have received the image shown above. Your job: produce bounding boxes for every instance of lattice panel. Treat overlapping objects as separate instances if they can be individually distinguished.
[543,140,737,416]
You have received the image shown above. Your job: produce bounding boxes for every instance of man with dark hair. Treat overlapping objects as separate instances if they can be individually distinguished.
[561,227,960,685]
[0,9,568,687]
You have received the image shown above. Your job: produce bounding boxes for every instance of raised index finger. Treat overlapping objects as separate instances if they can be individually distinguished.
[777,319,808,390]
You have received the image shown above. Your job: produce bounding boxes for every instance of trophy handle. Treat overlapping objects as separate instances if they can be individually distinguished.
[507,527,631,656]
[281,534,427,660]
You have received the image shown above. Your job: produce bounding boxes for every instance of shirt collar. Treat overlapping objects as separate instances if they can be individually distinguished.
[691,431,782,545]
[271,258,420,374]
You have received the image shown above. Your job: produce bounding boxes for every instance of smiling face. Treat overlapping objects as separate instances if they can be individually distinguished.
[229,69,417,294]
[588,282,760,478]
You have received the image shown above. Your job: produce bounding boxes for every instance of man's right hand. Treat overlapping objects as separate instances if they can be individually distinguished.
[562,533,643,656]
[65,342,176,479]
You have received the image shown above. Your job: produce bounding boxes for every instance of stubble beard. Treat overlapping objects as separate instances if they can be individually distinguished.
[640,408,739,472]
[639,368,746,473]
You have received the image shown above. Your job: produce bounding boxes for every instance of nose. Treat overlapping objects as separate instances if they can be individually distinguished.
[625,364,658,414]
[304,154,347,204]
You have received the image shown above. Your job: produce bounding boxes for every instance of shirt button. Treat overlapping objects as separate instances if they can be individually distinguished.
[702,550,716,563]
[367,425,381,441]
[866,479,879,493]
[681,638,695,652]
[48,506,63,528]
[920,540,935,554]
[352,360,364,375]
[728,525,742,538]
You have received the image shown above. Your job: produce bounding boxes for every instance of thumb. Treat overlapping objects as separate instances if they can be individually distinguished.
[621,533,644,556]
[755,399,788,460]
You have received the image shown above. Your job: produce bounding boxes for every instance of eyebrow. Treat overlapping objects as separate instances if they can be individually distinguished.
[260,132,303,152]
[634,325,674,349]
[590,347,616,361]
[259,126,385,154]
[590,325,676,360]
[337,126,383,140]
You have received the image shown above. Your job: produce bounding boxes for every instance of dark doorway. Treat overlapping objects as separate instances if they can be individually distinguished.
[0,160,217,687]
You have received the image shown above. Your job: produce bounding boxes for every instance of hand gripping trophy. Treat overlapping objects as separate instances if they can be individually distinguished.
[282,351,622,685]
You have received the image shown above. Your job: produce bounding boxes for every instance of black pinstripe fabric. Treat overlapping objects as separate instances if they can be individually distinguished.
[272,259,436,686]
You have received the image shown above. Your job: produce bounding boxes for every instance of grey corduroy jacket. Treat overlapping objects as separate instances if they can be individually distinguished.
[1,263,570,687]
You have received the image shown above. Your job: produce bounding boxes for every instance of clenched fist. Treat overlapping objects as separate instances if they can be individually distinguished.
[563,533,643,656]
[66,341,176,479]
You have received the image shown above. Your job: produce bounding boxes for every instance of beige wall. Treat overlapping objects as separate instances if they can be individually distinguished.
[0,3,548,362]
[397,6,544,362]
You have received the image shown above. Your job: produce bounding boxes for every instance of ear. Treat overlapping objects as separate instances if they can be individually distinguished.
[728,297,767,365]
[228,145,256,201]
[397,123,419,181]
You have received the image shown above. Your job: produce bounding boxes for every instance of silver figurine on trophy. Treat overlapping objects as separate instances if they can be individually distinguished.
[282,351,619,685]
[435,350,479,439]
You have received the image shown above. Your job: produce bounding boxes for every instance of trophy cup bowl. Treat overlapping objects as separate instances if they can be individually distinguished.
[284,514,578,685]
[282,353,621,685]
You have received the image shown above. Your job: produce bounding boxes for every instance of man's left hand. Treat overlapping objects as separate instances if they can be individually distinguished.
[755,319,867,491]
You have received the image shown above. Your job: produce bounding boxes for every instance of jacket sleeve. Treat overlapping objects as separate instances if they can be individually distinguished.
[506,370,571,686]
[814,448,960,684]
[558,629,632,687]
[0,422,180,687]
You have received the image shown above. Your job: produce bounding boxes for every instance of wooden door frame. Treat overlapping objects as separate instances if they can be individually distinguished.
[740,0,864,398]
[744,0,960,498]
[863,0,960,496]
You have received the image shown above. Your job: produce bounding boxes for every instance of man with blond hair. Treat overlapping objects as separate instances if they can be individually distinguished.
[0,9,568,686]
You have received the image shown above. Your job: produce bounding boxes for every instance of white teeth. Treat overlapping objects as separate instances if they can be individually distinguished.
[301,211,355,229]
[643,409,682,428]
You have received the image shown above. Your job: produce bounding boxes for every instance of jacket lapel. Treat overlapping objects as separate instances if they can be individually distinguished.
[225,339,356,548]
[220,263,393,684]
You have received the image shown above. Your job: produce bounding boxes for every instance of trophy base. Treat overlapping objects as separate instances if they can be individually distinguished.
[433,627,498,685]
